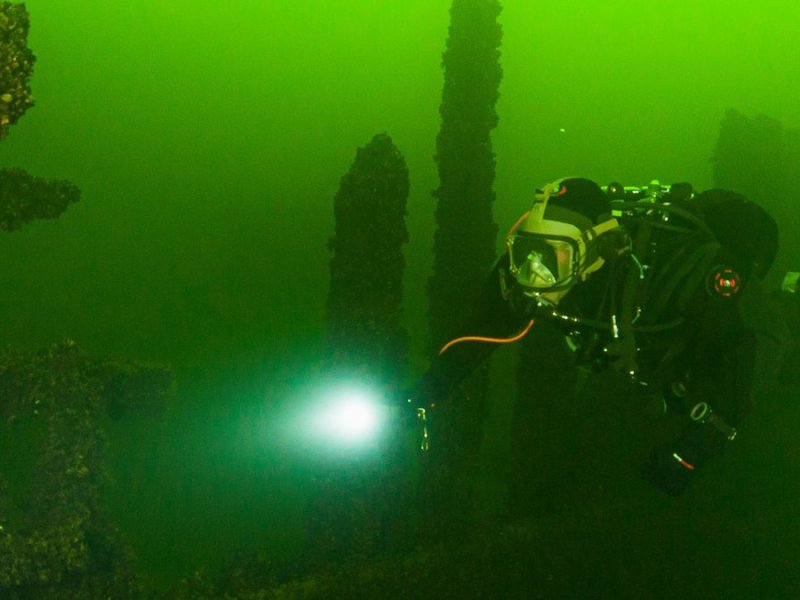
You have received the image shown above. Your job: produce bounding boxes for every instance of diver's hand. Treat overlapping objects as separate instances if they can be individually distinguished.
[642,410,731,496]
[641,439,699,496]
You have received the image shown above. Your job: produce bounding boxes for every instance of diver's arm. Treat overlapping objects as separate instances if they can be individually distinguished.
[409,256,529,410]
[643,262,758,495]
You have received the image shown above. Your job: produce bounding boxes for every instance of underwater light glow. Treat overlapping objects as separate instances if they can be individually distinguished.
[311,389,385,445]
[276,380,395,458]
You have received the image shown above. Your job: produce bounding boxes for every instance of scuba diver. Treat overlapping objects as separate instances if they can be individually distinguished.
[408,177,779,496]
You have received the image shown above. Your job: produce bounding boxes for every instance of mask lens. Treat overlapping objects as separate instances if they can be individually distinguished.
[517,251,557,287]
[509,233,574,289]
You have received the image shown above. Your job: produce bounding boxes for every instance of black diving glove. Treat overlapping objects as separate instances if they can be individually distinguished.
[642,403,734,496]
[642,422,728,496]
[641,438,705,496]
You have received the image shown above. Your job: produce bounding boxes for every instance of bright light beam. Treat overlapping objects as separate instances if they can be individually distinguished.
[313,394,382,443]
[299,384,392,455]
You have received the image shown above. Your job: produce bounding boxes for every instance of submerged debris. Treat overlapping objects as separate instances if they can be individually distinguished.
[0,167,80,231]
[0,2,35,139]
[326,132,410,386]
[0,341,173,598]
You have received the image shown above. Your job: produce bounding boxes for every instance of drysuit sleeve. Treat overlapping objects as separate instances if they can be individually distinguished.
[643,253,761,495]
[409,256,529,409]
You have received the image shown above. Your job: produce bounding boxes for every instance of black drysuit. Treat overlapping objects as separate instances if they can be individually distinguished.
[411,200,772,495]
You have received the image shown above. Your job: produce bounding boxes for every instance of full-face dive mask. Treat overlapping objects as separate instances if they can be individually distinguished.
[506,178,622,304]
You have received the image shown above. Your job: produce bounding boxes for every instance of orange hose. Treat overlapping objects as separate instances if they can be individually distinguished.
[506,211,530,241]
[438,319,535,355]
[437,211,534,356]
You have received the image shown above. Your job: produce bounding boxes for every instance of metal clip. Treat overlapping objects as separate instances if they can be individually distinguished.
[417,407,429,451]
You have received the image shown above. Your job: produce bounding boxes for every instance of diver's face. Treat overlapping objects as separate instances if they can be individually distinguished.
[527,248,607,307]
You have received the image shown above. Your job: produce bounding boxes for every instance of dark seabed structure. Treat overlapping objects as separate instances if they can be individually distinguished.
[0,0,799,598]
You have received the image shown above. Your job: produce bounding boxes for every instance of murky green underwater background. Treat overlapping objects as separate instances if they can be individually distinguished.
[1,0,799,591]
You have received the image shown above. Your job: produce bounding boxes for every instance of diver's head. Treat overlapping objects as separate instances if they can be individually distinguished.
[506,177,624,305]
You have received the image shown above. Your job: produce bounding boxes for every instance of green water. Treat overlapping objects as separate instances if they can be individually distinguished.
[0,0,798,589]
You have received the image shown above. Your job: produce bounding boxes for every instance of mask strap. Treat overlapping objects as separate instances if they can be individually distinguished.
[584,217,621,242]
